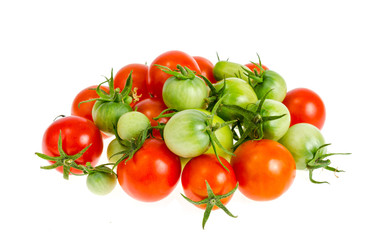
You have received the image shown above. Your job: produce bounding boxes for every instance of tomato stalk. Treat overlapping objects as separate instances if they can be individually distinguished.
[306,143,351,184]
[242,53,267,88]
[181,181,238,229]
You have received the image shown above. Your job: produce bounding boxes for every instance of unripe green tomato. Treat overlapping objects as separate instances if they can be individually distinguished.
[117,111,151,141]
[247,99,291,141]
[254,70,287,102]
[213,61,250,82]
[162,75,208,111]
[86,170,117,196]
[107,138,129,164]
[279,123,326,170]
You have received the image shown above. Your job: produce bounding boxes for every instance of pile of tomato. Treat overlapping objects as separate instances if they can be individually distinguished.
[36,50,348,229]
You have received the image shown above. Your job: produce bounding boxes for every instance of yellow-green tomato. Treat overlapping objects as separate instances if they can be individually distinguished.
[117,111,151,141]
[213,61,250,82]
[86,170,117,196]
[107,138,129,163]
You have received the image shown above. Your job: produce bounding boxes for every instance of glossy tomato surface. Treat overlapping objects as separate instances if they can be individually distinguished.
[42,116,103,174]
[147,50,201,98]
[181,154,237,210]
[113,63,149,103]
[282,88,326,129]
[117,138,181,202]
[231,139,296,201]
[193,56,216,83]
[245,62,269,73]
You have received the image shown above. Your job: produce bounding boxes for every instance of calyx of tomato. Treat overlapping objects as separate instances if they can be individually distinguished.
[306,143,351,184]
[222,90,285,149]
[181,181,238,229]
[36,132,116,180]
[156,64,197,80]
[241,53,267,88]
[79,69,134,106]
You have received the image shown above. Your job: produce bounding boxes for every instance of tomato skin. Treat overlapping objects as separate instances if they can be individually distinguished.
[42,116,103,174]
[247,99,291,141]
[92,100,133,135]
[163,109,210,158]
[282,88,326,129]
[162,74,208,111]
[133,98,169,138]
[117,138,181,202]
[213,61,250,82]
[113,63,149,103]
[231,139,296,201]
[71,85,110,122]
[213,77,258,121]
[278,123,326,170]
[86,170,117,196]
[254,70,287,102]
[181,154,237,210]
[193,56,216,83]
[245,62,268,73]
[147,50,201,98]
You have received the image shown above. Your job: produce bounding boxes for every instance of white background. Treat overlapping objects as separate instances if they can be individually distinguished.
[1,0,374,239]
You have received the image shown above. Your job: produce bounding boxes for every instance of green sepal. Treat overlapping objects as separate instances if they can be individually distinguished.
[181,181,238,229]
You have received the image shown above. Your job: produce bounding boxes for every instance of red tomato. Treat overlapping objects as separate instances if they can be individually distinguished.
[147,50,201,98]
[113,63,149,104]
[133,98,169,138]
[181,154,237,210]
[117,138,181,202]
[42,116,103,174]
[231,139,296,201]
[245,62,268,73]
[282,88,326,129]
[71,85,109,122]
[193,56,216,83]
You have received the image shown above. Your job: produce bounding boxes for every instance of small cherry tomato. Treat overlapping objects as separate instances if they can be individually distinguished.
[193,56,216,83]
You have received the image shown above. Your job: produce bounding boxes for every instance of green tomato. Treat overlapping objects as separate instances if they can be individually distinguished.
[107,138,129,163]
[162,75,208,111]
[213,61,250,82]
[117,111,151,141]
[86,170,117,196]
[164,109,211,158]
[278,123,326,170]
[92,100,132,135]
[213,77,258,121]
[254,70,287,102]
[247,99,291,141]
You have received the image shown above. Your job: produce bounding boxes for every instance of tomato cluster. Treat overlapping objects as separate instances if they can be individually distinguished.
[36,50,349,229]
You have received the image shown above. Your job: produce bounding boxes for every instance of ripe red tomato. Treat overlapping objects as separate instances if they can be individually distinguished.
[231,139,296,201]
[147,50,201,98]
[113,63,149,104]
[133,98,169,138]
[41,116,103,174]
[282,88,326,129]
[181,154,237,210]
[117,138,181,202]
[193,56,216,83]
[71,85,109,122]
[245,62,268,73]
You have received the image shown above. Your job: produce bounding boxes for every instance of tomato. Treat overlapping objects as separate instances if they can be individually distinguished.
[278,123,326,170]
[162,65,208,110]
[182,154,237,210]
[282,88,326,129]
[133,97,169,138]
[71,85,110,122]
[252,70,287,102]
[86,169,117,196]
[213,77,258,121]
[117,111,151,141]
[231,139,296,201]
[107,138,129,163]
[92,100,133,135]
[193,56,216,83]
[213,61,250,82]
[245,62,268,74]
[163,110,210,158]
[117,138,181,202]
[41,116,103,174]
[113,63,149,103]
[147,50,201,98]
[246,99,291,141]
